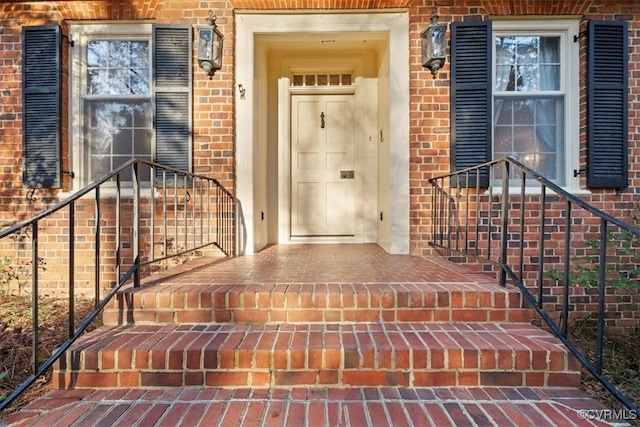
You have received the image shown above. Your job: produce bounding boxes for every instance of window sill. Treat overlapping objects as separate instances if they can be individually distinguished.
[483,186,591,197]
[57,186,157,200]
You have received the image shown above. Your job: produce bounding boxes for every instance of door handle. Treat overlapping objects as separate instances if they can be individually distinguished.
[340,170,354,179]
[320,112,325,129]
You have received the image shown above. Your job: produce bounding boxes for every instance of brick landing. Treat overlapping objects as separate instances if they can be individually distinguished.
[1,245,630,426]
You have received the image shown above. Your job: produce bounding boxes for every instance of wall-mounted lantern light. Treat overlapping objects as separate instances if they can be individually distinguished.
[420,13,447,76]
[197,10,224,78]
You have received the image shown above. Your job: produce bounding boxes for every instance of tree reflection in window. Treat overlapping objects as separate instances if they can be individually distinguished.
[87,40,149,95]
[86,101,152,182]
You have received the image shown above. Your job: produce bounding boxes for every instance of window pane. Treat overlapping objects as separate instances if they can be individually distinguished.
[493,126,512,153]
[517,65,539,91]
[495,36,560,93]
[113,130,132,155]
[513,100,534,124]
[493,96,564,184]
[108,41,130,67]
[87,41,109,67]
[85,101,152,182]
[133,129,152,154]
[495,100,513,125]
[540,65,559,90]
[516,36,538,64]
[496,65,514,91]
[86,40,150,95]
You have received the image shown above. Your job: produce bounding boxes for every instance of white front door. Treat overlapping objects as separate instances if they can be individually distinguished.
[291,94,355,236]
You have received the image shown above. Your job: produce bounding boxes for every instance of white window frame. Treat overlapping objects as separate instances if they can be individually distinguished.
[68,23,153,191]
[491,19,582,194]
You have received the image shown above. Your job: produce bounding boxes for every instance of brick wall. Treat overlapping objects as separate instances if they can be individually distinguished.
[1,0,640,330]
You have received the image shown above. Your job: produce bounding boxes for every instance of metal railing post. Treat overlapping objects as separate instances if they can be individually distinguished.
[475,170,480,257]
[31,221,39,374]
[150,164,155,261]
[163,169,168,260]
[562,200,572,337]
[537,186,547,309]
[68,202,75,339]
[499,161,509,287]
[518,171,526,281]
[464,171,470,252]
[488,163,494,261]
[596,218,607,374]
[116,174,121,285]
[94,187,101,308]
[133,162,140,288]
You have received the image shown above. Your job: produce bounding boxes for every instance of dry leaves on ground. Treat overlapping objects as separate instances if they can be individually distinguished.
[0,294,100,417]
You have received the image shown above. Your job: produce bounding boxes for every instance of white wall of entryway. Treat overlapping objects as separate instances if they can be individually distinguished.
[235,11,409,255]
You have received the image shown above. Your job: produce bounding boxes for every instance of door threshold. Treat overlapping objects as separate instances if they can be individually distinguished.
[286,236,362,244]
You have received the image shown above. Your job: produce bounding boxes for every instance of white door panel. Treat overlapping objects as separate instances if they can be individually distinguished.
[291,94,355,236]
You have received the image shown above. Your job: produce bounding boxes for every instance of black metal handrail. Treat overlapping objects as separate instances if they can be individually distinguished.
[0,159,234,412]
[429,157,639,413]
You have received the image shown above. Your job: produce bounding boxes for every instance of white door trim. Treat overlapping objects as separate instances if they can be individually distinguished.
[236,12,410,254]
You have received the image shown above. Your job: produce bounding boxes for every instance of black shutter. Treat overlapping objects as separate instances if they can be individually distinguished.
[22,25,61,188]
[450,21,492,187]
[153,25,192,183]
[587,20,628,190]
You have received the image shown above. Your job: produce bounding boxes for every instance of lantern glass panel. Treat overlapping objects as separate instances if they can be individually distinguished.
[211,31,223,69]
[430,26,446,58]
[198,28,213,60]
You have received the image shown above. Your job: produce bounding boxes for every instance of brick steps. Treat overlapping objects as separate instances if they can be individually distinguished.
[6,386,611,427]
[10,248,614,426]
[53,322,580,389]
[51,248,583,397]
[103,282,533,325]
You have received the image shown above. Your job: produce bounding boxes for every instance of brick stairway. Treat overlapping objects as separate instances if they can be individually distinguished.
[3,245,622,426]
[53,281,580,390]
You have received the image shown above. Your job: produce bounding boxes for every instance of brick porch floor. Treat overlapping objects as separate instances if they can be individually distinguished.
[1,244,630,426]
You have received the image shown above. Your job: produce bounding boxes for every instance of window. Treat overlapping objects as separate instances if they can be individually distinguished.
[290,72,353,86]
[494,36,563,184]
[69,24,192,189]
[450,20,606,192]
[70,25,153,186]
[85,38,153,182]
[452,19,629,191]
[492,21,578,188]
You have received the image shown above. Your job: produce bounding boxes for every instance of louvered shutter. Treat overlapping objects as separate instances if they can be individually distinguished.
[22,25,61,188]
[153,25,192,183]
[587,21,628,190]
[450,21,492,187]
